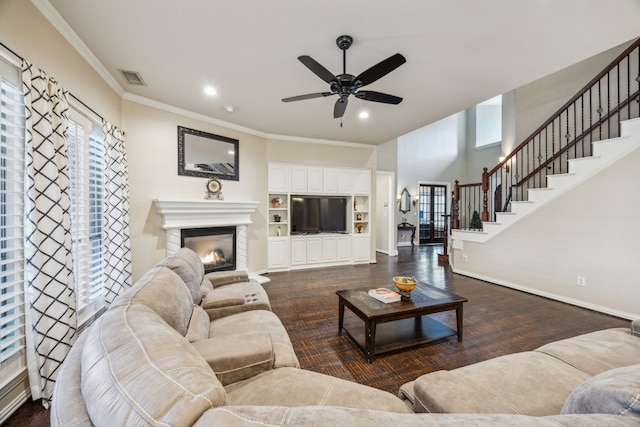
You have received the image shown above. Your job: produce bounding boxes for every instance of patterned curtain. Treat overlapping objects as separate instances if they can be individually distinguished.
[103,121,132,305]
[22,60,76,406]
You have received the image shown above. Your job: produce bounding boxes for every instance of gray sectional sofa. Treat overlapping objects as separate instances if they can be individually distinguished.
[51,248,640,426]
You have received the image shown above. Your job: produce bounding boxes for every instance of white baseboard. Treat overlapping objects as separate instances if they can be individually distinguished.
[376,249,399,257]
[452,267,639,320]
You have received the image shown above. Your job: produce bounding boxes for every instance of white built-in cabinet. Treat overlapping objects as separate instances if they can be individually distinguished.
[267,162,371,271]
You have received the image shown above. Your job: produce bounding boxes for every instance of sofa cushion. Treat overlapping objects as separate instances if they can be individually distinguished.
[561,364,640,417]
[202,280,271,320]
[204,270,249,288]
[196,407,636,427]
[224,367,411,414]
[156,247,206,304]
[81,303,227,426]
[209,310,299,369]
[412,352,590,415]
[534,328,640,377]
[50,331,92,427]
[123,266,194,336]
[185,305,210,342]
[193,332,274,386]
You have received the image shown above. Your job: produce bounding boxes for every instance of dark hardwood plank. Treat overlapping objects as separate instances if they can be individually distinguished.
[5,245,628,426]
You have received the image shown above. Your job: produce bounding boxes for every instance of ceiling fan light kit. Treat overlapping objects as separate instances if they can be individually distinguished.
[282,35,406,120]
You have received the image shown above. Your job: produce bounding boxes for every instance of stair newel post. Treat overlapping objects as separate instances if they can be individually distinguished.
[452,181,460,230]
[481,168,489,222]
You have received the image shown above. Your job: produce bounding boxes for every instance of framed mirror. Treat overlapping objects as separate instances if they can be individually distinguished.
[399,187,411,213]
[178,126,239,181]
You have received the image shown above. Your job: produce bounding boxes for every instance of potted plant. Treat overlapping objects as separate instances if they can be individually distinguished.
[271,197,283,208]
[470,210,483,231]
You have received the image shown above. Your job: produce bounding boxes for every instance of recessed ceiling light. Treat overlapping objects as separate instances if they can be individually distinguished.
[224,105,237,113]
[204,86,217,96]
[359,111,370,119]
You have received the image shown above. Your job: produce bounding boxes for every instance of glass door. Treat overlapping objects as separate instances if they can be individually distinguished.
[418,184,447,244]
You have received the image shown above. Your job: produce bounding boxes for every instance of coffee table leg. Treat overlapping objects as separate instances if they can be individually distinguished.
[456,303,463,342]
[365,319,376,364]
[338,299,344,335]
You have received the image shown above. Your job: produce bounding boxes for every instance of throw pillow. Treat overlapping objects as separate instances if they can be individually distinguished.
[561,363,640,417]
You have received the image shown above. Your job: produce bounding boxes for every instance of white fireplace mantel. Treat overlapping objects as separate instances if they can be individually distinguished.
[153,199,262,280]
[153,199,259,230]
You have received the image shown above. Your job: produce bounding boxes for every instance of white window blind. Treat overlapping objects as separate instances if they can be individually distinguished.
[68,110,105,325]
[0,71,26,376]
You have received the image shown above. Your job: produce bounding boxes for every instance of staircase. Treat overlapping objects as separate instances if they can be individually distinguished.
[453,117,640,245]
[452,38,640,245]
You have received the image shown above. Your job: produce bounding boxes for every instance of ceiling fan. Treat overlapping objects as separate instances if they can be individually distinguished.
[282,35,406,119]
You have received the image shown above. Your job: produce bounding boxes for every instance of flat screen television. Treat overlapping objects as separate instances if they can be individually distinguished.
[290,196,347,234]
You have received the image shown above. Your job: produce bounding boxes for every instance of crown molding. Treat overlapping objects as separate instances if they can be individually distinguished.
[33,0,375,150]
[123,92,375,149]
[31,0,125,97]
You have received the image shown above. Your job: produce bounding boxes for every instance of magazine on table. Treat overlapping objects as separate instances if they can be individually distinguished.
[368,287,401,303]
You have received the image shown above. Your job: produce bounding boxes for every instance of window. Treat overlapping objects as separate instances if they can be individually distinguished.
[67,109,106,325]
[475,95,502,148]
[0,60,26,382]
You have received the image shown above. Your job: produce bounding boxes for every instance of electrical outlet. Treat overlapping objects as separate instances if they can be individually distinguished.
[577,276,586,287]
[462,254,468,262]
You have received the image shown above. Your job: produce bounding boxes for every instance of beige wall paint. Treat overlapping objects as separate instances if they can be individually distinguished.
[123,100,268,280]
[515,40,633,143]
[453,145,640,319]
[124,103,380,280]
[0,0,122,125]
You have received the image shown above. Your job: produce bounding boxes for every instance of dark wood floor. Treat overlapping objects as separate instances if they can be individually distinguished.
[5,245,629,426]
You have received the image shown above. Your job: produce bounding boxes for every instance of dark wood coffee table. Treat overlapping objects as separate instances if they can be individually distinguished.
[336,283,467,363]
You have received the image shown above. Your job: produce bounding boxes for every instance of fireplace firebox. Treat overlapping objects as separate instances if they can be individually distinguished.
[181,227,236,273]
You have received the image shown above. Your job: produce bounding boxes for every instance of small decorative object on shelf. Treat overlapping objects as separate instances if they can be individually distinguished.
[356,213,362,221]
[354,199,357,211]
[205,177,223,200]
[393,276,418,299]
[273,214,281,222]
[276,226,281,237]
[271,197,283,208]
[355,222,364,233]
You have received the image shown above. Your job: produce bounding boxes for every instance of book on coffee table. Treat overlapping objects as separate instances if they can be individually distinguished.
[368,288,401,303]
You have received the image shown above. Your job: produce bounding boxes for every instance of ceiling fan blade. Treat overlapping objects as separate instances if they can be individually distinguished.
[355,90,403,104]
[298,55,337,84]
[355,53,406,87]
[334,97,348,119]
[282,92,334,102]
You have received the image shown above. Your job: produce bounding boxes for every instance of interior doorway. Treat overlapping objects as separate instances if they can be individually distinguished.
[376,171,397,256]
[418,183,447,244]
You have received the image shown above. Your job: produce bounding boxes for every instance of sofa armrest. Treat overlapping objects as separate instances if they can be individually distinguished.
[204,270,249,288]
[192,332,274,386]
[632,319,640,337]
[201,293,246,310]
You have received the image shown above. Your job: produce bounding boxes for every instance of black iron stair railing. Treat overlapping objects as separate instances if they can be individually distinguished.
[453,37,640,229]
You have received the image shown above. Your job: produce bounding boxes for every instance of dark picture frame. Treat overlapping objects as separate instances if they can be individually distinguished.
[177,126,239,181]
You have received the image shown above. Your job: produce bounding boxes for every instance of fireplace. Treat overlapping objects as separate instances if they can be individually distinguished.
[181,227,236,273]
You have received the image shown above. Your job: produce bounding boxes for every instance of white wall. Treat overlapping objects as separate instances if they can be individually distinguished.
[396,112,468,233]
[452,144,640,319]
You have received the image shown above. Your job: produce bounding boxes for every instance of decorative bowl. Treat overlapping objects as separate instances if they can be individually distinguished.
[393,276,417,294]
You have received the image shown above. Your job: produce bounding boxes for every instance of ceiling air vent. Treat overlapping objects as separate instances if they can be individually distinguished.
[119,69,146,86]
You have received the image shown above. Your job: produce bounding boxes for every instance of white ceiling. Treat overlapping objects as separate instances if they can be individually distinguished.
[45,0,640,145]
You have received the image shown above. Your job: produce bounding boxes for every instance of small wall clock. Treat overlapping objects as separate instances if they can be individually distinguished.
[206,176,223,200]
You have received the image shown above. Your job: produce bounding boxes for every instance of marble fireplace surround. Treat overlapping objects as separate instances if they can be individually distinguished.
[153,199,266,282]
